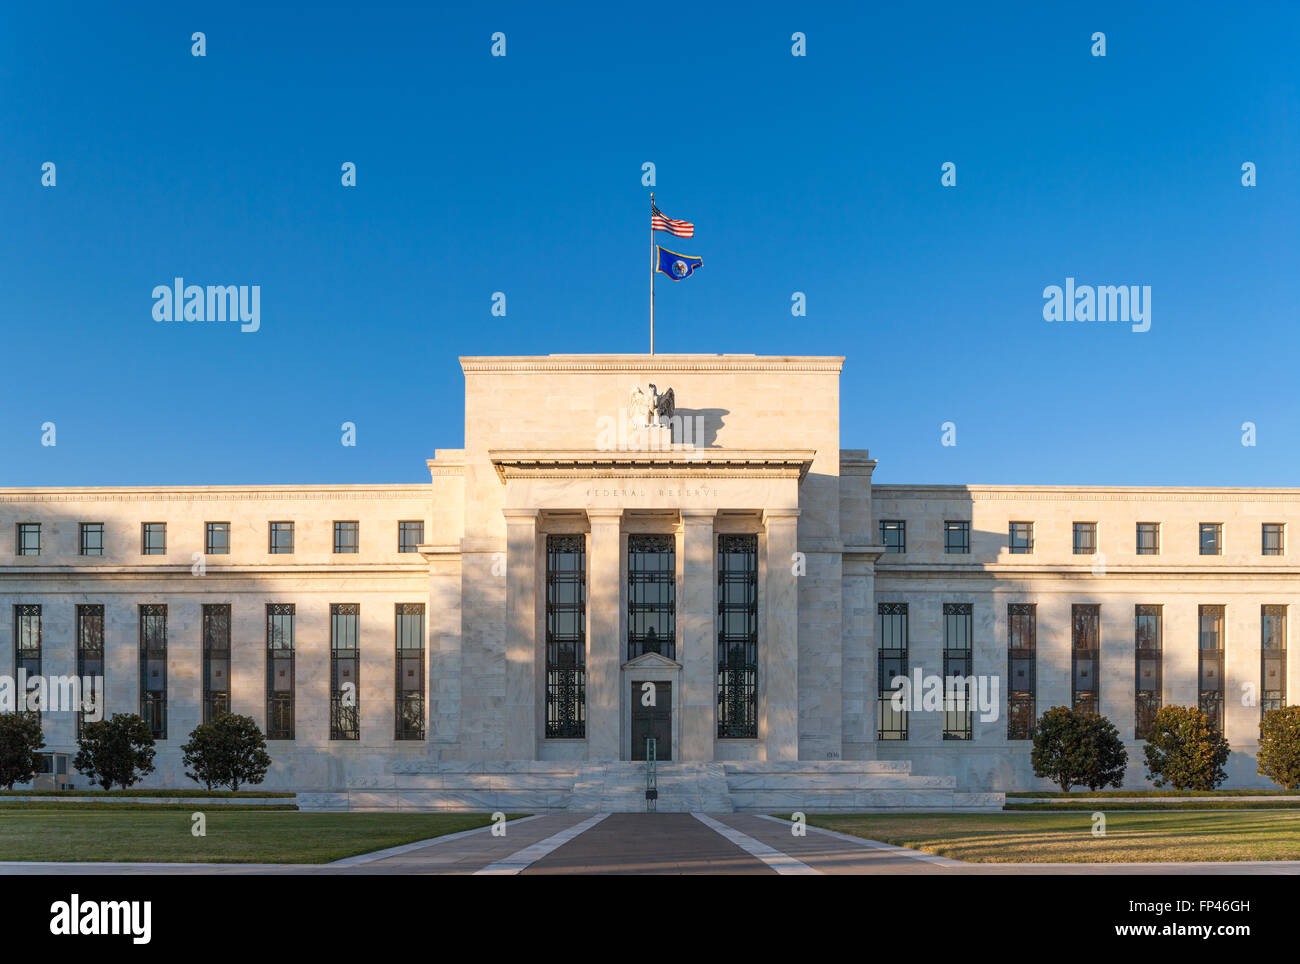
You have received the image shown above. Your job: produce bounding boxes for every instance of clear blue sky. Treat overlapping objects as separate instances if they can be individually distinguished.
[3,1,1296,487]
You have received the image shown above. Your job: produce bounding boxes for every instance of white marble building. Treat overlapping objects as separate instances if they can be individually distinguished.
[0,353,1293,808]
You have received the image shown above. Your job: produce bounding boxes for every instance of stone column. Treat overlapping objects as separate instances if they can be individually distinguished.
[680,510,716,760]
[763,509,800,760]
[503,509,539,760]
[586,509,623,758]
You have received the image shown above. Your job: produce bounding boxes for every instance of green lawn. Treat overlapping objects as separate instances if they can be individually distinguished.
[0,809,512,863]
[1005,800,1300,811]
[799,811,1300,862]
[0,789,294,798]
[1007,789,1300,798]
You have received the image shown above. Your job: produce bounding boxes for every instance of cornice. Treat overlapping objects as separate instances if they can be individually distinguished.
[488,450,815,483]
[873,484,1300,502]
[0,485,430,504]
[460,354,844,374]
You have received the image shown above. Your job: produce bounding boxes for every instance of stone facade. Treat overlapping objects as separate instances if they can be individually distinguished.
[0,353,1294,801]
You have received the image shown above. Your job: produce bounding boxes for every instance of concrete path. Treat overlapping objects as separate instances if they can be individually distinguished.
[522,813,773,875]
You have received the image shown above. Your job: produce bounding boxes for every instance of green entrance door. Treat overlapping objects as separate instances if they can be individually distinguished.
[630,681,672,761]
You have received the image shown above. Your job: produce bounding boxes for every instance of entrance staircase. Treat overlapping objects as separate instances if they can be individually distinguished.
[299,758,1003,812]
[569,761,733,813]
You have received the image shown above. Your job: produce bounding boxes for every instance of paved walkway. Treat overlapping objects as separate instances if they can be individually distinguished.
[3,811,1299,875]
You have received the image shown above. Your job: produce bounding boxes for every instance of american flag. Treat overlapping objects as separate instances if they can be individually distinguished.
[651,203,694,238]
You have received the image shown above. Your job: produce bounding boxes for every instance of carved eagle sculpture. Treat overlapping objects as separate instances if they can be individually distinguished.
[629,383,675,428]
[648,383,674,424]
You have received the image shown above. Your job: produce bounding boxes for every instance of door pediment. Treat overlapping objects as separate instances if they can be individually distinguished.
[622,651,681,671]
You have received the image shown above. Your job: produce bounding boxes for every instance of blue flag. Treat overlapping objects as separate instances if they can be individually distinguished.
[656,246,702,281]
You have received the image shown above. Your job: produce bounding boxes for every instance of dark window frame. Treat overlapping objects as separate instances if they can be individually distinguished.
[879,520,906,554]
[1263,524,1285,557]
[1198,604,1225,731]
[1136,522,1160,555]
[1072,522,1097,556]
[1007,603,1036,739]
[266,604,295,739]
[877,602,909,740]
[76,604,104,738]
[1135,605,1162,740]
[1008,522,1034,554]
[717,534,758,739]
[141,522,166,555]
[944,521,970,555]
[627,534,676,660]
[139,604,168,739]
[14,604,41,721]
[1262,604,1287,715]
[269,522,295,555]
[395,603,426,740]
[1199,523,1223,556]
[205,522,230,556]
[942,603,973,740]
[398,521,424,553]
[545,535,586,739]
[202,604,231,724]
[1071,604,1100,714]
[333,521,359,554]
[79,523,104,556]
[16,523,41,556]
[331,603,360,740]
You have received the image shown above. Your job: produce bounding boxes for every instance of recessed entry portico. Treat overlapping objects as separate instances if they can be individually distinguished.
[494,450,810,763]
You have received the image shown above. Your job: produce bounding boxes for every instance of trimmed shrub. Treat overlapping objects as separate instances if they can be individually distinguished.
[1031,705,1128,792]
[1143,704,1231,791]
[181,713,272,792]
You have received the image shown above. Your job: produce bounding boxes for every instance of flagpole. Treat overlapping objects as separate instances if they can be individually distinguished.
[649,192,655,355]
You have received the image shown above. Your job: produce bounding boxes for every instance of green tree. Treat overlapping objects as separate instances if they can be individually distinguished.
[73,713,156,790]
[1031,705,1128,792]
[1257,706,1300,790]
[181,713,272,791]
[1143,704,1231,791]
[0,714,45,790]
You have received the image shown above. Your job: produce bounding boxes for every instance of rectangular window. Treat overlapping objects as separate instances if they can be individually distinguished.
[14,605,41,720]
[333,521,359,554]
[1135,605,1162,740]
[139,604,167,739]
[395,603,426,740]
[717,534,758,739]
[1198,605,1225,730]
[1136,522,1160,555]
[266,604,295,739]
[269,522,294,554]
[331,604,360,740]
[16,523,41,556]
[879,521,905,553]
[877,603,908,740]
[141,523,166,555]
[1072,523,1097,556]
[202,604,231,723]
[1199,523,1222,556]
[545,535,586,738]
[1263,524,1285,556]
[942,603,973,740]
[76,605,104,737]
[1008,603,1036,739]
[1071,604,1100,714]
[79,523,104,556]
[1262,605,1287,714]
[944,521,970,555]
[205,522,230,555]
[628,534,675,660]
[1008,522,1033,554]
[398,521,424,553]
